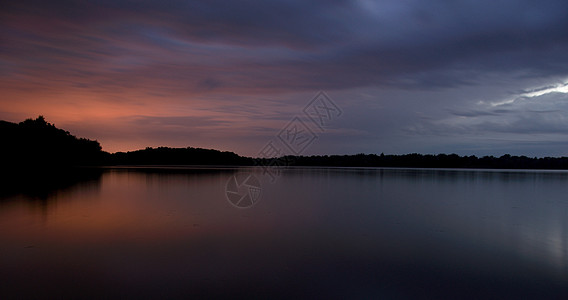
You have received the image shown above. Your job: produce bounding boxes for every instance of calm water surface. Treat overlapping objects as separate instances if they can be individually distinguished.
[1,167,567,299]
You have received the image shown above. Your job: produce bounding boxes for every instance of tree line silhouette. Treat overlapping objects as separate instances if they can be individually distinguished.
[3,116,568,170]
[110,147,251,165]
[1,116,106,169]
[271,153,568,169]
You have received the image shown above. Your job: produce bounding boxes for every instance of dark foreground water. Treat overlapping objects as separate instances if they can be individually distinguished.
[1,167,567,299]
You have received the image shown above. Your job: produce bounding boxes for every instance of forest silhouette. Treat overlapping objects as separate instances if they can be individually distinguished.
[2,116,568,170]
[1,116,105,169]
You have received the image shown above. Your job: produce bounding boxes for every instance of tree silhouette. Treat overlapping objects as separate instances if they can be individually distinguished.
[2,116,568,169]
[1,116,106,169]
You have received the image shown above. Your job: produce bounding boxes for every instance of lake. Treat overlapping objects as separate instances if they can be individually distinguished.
[1,167,567,299]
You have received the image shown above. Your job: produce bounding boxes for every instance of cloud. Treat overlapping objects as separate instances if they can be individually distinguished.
[3,0,568,94]
[2,0,568,155]
[407,83,568,138]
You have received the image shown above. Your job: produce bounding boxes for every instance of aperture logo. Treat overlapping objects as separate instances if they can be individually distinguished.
[225,173,262,208]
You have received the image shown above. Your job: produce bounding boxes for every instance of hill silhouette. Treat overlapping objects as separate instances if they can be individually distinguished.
[0,116,251,168]
[1,116,107,169]
[110,147,252,165]
[2,116,568,170]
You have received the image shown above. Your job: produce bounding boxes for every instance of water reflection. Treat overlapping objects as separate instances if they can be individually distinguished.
[0,168,104,223]
[0,167,567,299]
[0,167,104,200]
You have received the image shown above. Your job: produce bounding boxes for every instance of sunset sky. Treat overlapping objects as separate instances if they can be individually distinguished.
[2,0,568,156]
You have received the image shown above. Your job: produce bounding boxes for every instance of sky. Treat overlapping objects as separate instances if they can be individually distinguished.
[2,0,568,157]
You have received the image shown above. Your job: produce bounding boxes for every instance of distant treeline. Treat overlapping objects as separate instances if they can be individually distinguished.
[270,153,568,170]
[110,147,251,165]
[3,116,568,170]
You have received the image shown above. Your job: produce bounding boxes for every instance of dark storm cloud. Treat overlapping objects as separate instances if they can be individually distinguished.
[3,0,568,92]
[2,0,568,155]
